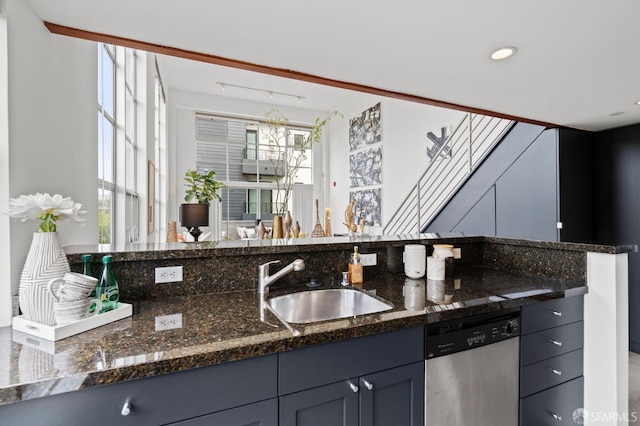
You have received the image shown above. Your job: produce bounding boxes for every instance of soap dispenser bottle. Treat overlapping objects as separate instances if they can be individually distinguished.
[348,246,363,286]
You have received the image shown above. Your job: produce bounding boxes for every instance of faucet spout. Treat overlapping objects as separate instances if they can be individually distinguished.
[258,259,305,295]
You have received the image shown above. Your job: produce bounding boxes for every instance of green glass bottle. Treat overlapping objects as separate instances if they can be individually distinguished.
[82,254,99,313]
[96,255,120,313]
[81,254,94,278]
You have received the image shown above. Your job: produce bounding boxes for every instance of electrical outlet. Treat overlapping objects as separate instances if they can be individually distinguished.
[155,313,183,331]
[155,266,183,284]
[360,253,377,266]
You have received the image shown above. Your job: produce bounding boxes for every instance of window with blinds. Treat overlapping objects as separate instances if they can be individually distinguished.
[195,114,314,225]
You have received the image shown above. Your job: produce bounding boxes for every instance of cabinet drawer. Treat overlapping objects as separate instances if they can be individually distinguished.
[520,376,583,426]
[520,321,583,366]
[0,354,278,426]
[521,296,583,335]
[279,326,424,395]
[520,349,583,397]
[170,398,278,426]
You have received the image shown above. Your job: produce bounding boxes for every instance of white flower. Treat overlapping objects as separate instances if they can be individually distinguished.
[5,193,86,232]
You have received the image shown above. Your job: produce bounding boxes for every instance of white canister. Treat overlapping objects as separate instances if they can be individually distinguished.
[403,245,426,279]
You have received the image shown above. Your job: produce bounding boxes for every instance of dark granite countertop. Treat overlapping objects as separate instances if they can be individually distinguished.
[0,266,586,406]
[64,234,637,262]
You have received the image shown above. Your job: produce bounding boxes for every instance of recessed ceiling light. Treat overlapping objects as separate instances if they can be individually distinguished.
[610,111,625,116]
[636,100,640,105]
[490,46,517,61]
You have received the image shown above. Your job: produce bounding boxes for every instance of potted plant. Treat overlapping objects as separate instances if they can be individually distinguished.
[180,169,225,241]
[264,109,341,237]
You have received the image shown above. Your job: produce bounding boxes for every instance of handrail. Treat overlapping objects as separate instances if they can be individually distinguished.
[384,113,514,235]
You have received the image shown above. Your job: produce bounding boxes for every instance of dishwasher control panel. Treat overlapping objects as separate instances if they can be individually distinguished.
[426,310,520,358]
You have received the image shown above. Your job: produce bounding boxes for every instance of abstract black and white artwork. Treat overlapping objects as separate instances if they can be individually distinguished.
[349,188,382,227]
[350,146,382,187]
[349,103,382,151]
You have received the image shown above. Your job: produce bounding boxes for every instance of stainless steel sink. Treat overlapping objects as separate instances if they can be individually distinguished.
[267,289,393,324]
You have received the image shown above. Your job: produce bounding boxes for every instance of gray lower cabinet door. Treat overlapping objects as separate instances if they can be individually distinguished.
[279,380,359,426]
[359,362,424,426]
[168,398,277,426]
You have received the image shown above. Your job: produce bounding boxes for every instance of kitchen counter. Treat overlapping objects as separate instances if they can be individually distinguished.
[0,266,586,406]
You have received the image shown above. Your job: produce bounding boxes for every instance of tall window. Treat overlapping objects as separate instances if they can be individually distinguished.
[97,44,140,244]
[97,43,115,244]
[123,48,139,243]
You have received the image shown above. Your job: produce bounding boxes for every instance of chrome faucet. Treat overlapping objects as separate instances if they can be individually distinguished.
[258,259,305,295]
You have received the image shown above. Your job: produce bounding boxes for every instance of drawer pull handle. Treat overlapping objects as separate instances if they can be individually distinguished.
[551,413,562,421]
[121,402,132,416]
[550,310,562,317]
[549,339,563,347]
[363,380,374,391]
[548,367,562,376]
[349,382,359,393]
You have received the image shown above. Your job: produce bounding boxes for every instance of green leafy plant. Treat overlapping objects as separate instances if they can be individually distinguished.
[184,169,225,205]
[264,109,342,215]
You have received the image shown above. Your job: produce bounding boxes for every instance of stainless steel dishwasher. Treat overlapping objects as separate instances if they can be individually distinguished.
[425,309,520,426]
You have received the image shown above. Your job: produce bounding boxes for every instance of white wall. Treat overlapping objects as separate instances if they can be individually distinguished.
[326,94,465,234]
[0,3,11,326]
[0,1,98,326]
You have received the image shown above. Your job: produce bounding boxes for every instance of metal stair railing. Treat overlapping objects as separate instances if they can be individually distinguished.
[383,113,514,235]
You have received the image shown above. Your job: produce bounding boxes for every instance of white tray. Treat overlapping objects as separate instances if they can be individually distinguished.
[12,303,132,341]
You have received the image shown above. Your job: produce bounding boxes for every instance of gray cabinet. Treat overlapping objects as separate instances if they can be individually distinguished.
[520,297,584,425]
[495,129,558,241]
[359,362,424,426]
[279,362,424,426]
[170,398,278,426]
[520,377,584,426]
[279,380,359,426]
[0,354,278,426]
[279,327,425,426]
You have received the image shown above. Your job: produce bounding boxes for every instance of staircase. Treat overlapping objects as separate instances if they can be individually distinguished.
[383,113,514,235]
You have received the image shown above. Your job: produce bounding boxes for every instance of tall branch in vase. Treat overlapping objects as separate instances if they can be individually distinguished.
[265,109,342,217]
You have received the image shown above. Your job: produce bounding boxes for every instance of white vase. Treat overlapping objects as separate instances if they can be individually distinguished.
[19,232,70,325]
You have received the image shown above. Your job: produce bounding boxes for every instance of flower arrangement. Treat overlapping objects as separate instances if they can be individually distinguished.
[6,193,86,232]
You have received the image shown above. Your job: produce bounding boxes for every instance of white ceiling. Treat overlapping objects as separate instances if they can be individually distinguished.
[25,0,640,131]
[154,53,356,114]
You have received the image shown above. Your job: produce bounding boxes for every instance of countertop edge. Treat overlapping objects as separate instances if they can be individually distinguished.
[63,235,636,262]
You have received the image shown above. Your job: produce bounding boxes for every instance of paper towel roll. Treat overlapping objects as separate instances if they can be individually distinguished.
[427,256,445,280]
